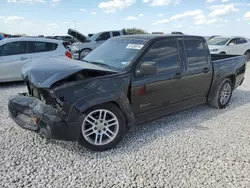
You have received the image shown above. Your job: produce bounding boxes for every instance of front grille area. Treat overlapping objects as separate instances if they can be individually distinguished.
[27,82,40,99]
[26,82,61,109]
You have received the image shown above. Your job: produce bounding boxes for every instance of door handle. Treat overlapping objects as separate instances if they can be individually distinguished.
[20,57,28,60]
[203,67,209,73]
[175,72,182,78]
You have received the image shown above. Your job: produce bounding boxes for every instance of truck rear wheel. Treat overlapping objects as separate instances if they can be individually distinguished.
[244,51,250,62]
[209,78,233,109]
[79,103,127,151]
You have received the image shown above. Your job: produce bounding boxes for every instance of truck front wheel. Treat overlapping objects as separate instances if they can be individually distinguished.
[79,103,127,151]
[209,78,233,109]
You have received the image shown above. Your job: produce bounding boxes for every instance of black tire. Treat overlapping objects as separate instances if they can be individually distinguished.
[209,78,233,109]
[244,51,250,62]
[79,49,91,60]
[79,103,127,152]
[220,52,226,54]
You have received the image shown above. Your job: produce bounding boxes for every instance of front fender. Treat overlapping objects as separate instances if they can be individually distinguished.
[66,74,135,128]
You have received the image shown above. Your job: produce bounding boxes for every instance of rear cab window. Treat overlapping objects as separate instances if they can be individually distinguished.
[183,39,207,66]
[112,32,121,37]
[27,41,58,53]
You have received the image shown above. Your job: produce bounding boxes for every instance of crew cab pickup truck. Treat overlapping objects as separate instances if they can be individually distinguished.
[8,35,246,151]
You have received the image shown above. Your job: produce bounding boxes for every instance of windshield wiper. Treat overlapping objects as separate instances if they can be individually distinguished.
[89,61,113,69]
[82,59,89,63]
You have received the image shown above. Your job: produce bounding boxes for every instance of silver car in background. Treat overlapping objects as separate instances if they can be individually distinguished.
[0,37,72,82]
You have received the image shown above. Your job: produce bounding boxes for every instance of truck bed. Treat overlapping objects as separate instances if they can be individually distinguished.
[211,54,243,61]
[211,53,246,90]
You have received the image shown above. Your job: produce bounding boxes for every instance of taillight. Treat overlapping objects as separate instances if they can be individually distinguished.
[65,51,72,59]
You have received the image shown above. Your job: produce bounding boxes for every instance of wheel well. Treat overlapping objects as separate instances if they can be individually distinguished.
[81,48,92,52]
[245,50,250,54]
[220,52,226,54]
[226,75,236,87]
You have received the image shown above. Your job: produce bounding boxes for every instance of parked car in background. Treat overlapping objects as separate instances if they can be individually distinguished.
[0,37,72,82]
[8,34,246,151]
[56,35,78,44]
[204,35,220,41]
[171,31,183,34]
[68,29,126,60]
[0,34,4,40]
[45,35,78,46]
[208,36,250,61]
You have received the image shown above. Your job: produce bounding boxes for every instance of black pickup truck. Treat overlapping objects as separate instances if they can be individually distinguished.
[8,34,246,151]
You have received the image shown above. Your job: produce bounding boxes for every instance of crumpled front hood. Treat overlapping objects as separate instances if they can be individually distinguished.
[22,57,117,88]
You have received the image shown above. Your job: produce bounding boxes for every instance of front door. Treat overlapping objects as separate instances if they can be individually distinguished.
[227,38,242,55]
[131,39,184,120]
[0,41,30,81]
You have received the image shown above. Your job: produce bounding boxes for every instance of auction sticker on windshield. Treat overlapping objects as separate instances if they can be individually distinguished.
[126,44,144,50]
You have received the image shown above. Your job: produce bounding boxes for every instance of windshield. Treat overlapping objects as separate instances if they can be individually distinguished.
[89,33,99,41]
[207,37,230,45]
[83,38,147,71]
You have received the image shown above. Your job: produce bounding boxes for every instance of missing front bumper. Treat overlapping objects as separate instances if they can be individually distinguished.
[8,93,81,141]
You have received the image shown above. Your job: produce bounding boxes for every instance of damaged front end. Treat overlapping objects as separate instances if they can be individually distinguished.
[8,92,81,141]
[8,57,134,141]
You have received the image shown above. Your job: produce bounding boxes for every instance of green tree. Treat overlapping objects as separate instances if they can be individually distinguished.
[125,28,148,35]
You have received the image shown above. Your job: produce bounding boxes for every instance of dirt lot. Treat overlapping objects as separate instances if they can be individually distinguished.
[1,66,250,188]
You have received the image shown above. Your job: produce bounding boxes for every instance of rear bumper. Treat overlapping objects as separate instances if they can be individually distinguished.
[8,93,81,141]
[72,53,80,60]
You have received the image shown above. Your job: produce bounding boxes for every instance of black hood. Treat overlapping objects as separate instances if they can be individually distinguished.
[22,57,117,88]
[67,29,88,43]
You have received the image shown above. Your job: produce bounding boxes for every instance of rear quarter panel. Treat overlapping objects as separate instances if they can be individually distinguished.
[208,55,246,101]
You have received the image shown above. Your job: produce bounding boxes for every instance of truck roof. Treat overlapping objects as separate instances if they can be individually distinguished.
[116,34,205,41]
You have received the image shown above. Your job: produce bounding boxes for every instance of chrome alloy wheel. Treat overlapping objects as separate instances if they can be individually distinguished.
[220,83,232,105]
[82,109,119,146]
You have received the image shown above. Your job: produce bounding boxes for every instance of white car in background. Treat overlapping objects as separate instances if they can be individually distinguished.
[208,36,250,61]
[0,37,72,82]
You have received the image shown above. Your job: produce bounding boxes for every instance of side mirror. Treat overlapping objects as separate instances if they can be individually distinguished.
[137,61,158,76]
[229,42,235,46]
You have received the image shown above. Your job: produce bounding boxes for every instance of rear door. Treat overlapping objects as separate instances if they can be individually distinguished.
[0,41,30,81]
[226,38,241,55]
[236,38,249,54]
[27,41,60,62]
[131,38,184,117]
[180,38,212,102]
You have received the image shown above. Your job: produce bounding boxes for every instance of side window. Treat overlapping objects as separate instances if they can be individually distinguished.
[184,39,207,65]
[27,41,58,53]
[112,32,121,37]
[141,40,180,71]
[237,38,248,44]
[228,38,237,45]
[0,41,27,56]
[98,32,111,41]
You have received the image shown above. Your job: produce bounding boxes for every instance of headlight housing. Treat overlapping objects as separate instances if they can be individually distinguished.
[210,49,218,52]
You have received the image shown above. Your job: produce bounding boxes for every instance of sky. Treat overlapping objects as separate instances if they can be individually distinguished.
[0,0,250,37]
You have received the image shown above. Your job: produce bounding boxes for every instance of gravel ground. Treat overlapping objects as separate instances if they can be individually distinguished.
[1,67,250,188]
